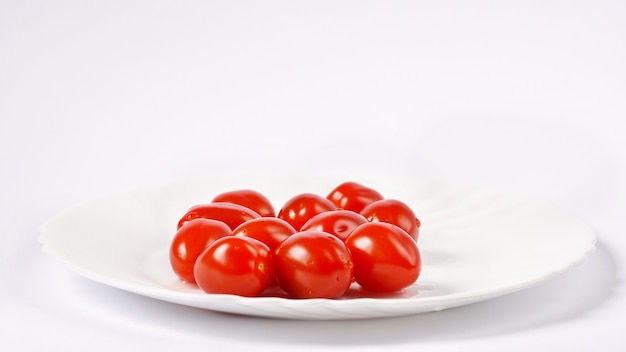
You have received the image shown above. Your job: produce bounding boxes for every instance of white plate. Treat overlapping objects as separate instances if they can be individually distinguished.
[38,175,596,320]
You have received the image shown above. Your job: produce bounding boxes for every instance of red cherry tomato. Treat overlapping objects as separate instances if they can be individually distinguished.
[231,217,296,253]
[274,231,353,298]
[277,193,336,231]
[193,236,275,297]
[345,222,421,293]
[300,210,368,241]
[360,199,421,241]
[212,189,276,217]
[177,203,260,230]
[326,181,384,213]
[169,219,232,283]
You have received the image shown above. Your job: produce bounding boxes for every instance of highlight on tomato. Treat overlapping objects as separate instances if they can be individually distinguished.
[193,236,275,297]
[231,217,296,252]
[212,189,276,217]
[300,209,368,241]
[360,199,421,241]
[274,231,353,298]
[326,181,384,213]
[169,218,232,283]
[177,202,260,230]
[277,193,336,231]
[345,222,421,293]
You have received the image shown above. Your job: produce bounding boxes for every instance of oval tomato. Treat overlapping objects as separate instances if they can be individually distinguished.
[345,222,421,293]
[326,181,384,213]
[177,202,261,230]
[360,199,421,241]
[274,231,353,298]
[277,193,336,231]
[300,210,368,241]
[169,218,232,283]
[193,236,275,297]
[231,217,296,252]
[212,189,276,217]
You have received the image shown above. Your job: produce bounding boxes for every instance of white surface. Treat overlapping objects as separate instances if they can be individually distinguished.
[39,176,596,319]
[1,0,624,350]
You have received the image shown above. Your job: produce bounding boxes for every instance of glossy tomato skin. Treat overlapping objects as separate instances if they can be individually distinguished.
[212,189,276,217]
[277,193,336,231]
[326,181,384,213]
[300,210,368,241]
[169,219,232,283]
[177,203,261,230]
[360,199,421,241]
[274,231,353,298]
[193,236,275,297]
[231,217,296,252]
[345,222,421,293]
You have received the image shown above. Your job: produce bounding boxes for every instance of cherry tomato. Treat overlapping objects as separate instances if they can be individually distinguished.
[177,203,260,230]
[277,193,336,231]
[300,210,368,241]
[169,219,232,283]
[231,217,296,252]
[212,189,276,217]
[360,199,421,241]
[274,231,353,298]
[193,236,275,297]
[326,181,384,213]
[345,222,421,293]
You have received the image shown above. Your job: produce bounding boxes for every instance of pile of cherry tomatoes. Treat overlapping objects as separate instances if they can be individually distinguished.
[169,181,422,299]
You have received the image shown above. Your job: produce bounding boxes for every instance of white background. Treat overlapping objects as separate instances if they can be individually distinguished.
[1,1,625,351]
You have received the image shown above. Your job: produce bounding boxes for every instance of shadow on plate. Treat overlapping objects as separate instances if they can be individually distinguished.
[55,239,618,345]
